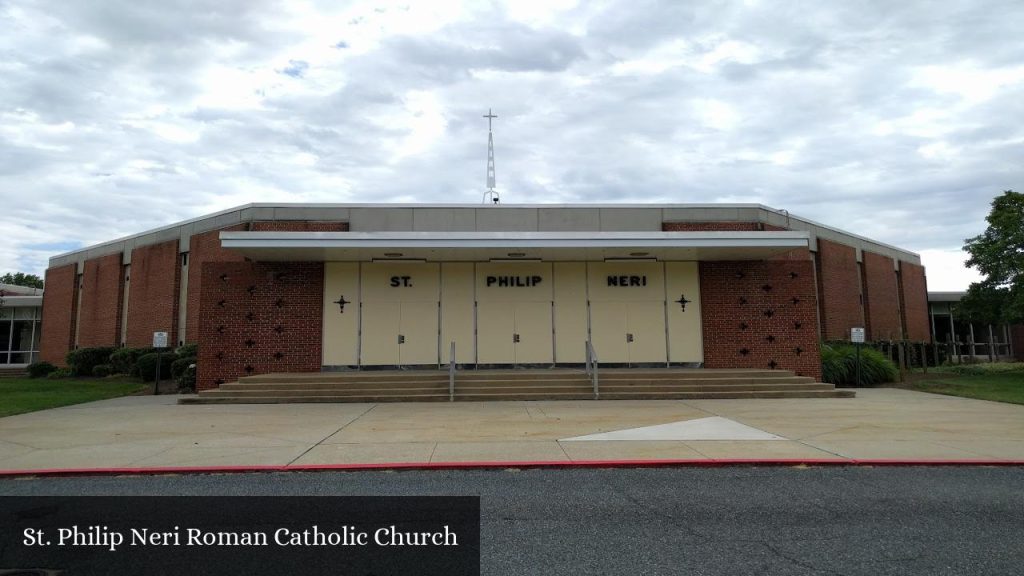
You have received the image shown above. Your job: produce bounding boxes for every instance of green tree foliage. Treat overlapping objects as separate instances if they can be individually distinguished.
[0,272,43,289]
[960,191,1024,324]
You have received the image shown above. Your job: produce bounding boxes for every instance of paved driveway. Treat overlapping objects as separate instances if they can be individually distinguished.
[0,389,1022,471]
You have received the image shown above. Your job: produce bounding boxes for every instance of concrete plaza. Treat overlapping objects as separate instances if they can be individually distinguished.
[1,388,1022,472]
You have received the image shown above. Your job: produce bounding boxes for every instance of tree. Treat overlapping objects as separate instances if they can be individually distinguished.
[0,272,44,289]
[959,190,1024,324]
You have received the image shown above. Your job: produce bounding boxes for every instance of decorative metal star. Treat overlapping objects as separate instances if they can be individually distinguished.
[333,294,350,313]
[674,294,691,311]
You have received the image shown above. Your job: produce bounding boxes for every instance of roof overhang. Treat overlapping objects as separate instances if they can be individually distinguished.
[0,295,43,307]
[219,231,810,262]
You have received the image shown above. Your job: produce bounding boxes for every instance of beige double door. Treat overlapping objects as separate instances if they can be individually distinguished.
[589,301,667,364]
[476,302,553,364]
[361,302,439,366]
[359,263,439,366]
[587,262,667,364]
[475,262,554,365]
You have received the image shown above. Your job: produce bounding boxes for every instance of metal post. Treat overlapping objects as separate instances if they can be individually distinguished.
[448,341,456,402]
[988,324,996,362]
[153,349,161,396]
[855,342,861,387]
[896,342,905,382]
[920,342,927,373]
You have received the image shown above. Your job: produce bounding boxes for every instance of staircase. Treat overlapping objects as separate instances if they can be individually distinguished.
[179,368,854,404]
[0,367,28,379]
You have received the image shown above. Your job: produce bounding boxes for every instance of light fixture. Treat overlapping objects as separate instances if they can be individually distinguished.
[629,252,650,257]
[507,252,526,258]
[383,253,403,258]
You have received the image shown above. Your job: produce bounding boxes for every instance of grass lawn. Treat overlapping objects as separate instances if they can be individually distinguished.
[908,372,1024,406]
[0,377,147,418]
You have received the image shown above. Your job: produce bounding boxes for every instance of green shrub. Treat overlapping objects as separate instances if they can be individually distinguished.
[176,343,198,358]
[176,363,197,393]
[26,361,57,378]
[136,352,178,382]
[65,347,116,376]
[821,343,898,386]
[110,347,157,376]
[171,356,195,380]
[92,364,113,378]
[46,368,73,379]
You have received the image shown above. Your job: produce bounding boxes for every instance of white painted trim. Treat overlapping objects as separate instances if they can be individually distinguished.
[220,230,810,250]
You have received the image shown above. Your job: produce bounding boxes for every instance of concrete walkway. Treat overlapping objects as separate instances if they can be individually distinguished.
[1,389,1023,472]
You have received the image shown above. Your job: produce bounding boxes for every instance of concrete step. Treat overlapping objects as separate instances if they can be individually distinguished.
[180,394,451,404]
[220,376,815,392]
[182,388,855,404]
[213,382,834,396]
[237,369,799,384]
[183,368,855,405]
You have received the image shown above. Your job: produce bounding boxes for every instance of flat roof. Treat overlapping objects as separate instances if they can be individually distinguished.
[220,230,810,262]
[928,291,966,302]
[48,202,922,267]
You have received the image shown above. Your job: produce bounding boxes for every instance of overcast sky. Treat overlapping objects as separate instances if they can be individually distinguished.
[3,0,1021,289]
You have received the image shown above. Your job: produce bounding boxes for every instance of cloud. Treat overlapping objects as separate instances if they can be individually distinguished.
[1,0,1022,292]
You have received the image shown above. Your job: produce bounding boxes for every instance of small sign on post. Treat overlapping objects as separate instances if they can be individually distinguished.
[152,332,168,396]
[850,327,865,387]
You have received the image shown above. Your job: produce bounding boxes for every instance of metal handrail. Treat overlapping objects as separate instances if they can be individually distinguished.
[585,340,599,399]
[448,341,456,402]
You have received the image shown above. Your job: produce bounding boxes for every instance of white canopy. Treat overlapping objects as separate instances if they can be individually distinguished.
[219,231,809,262]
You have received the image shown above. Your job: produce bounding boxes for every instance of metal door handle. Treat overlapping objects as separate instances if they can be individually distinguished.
[626,333,634,343]
[513,333,520,343]
[398,334,405,344]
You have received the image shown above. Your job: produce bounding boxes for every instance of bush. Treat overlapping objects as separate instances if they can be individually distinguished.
[26,361,57,379]
[176,343,198,358]
[177,363,197,393]
[171,356,197,393]
[92,364,113,378]
[171,356,195,380]
[46,368,73,379]
[136,352,178,382]
[109,347,158,376]
[821,343,898,386]
[65,347,116,376]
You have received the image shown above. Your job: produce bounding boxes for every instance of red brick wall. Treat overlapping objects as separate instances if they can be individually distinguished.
[39,264,77,365]
[862,251,902,341]
[125,240,181,348]
[76,253,124,348]
[699,260,822,380]
[899,261,930,342]
[196,261,324,390]
[186,225,247,344]
[816,239,863,341]
[184,221,347,344]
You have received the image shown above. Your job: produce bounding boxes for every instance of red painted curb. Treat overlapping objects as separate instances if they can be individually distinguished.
[1,459,1022,478]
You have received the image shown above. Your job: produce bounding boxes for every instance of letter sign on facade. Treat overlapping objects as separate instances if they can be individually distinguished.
[607,275,647,287]
[485,275,543,287]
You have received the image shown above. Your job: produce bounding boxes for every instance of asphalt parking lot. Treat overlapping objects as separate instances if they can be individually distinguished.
[2,466,1022,575]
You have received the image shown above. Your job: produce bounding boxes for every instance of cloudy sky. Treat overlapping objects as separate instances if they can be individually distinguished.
[2,0,1021,289]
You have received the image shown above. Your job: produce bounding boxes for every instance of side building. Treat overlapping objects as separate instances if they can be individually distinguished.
[39,204,930,389]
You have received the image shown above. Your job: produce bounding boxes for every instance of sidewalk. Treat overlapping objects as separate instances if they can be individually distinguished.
[1,389,1022,473]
